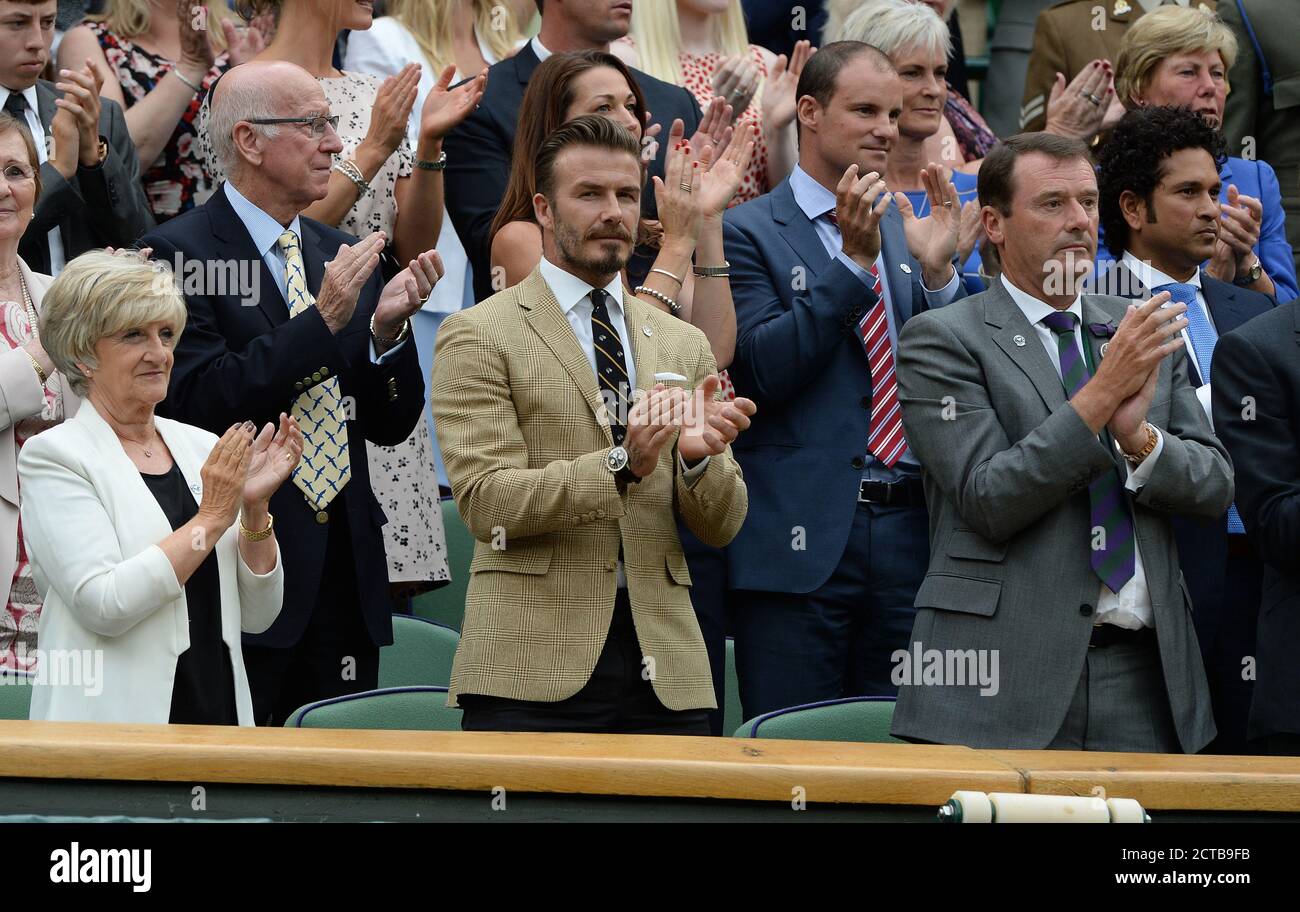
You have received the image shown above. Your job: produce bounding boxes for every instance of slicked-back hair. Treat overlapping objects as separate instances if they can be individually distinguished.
[795,41,895,140]
[978,131,1092,217]
[534,113,643,202]
[1097,105,1228,257]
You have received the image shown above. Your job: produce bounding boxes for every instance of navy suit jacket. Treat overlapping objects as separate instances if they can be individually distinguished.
[1100,261,1275,654]
[1212,299,1300,739]
[443,41,702,303]
[141,185,425,650]
[722,176,964,594]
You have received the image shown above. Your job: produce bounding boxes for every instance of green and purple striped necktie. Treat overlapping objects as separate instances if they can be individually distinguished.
[1041,310,1136,594]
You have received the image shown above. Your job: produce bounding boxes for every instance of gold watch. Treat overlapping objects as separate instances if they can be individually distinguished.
[1120,423,1158,465]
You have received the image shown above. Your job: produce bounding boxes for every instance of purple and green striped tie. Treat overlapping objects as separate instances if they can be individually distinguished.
[1041,310,1136,594]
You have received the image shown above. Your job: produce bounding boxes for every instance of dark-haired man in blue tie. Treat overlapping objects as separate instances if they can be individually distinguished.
[1095,104,1276,754]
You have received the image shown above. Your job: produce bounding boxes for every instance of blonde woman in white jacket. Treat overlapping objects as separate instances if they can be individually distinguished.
[17,250,302,725]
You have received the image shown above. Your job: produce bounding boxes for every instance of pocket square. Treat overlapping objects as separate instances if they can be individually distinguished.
[654,372,688,382]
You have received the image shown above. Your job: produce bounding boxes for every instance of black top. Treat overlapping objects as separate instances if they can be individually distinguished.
[140,463,237,725]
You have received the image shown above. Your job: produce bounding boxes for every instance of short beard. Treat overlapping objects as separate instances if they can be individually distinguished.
[552,209,633,277]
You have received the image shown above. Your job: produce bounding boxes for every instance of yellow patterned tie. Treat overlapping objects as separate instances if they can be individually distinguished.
[278,230,351,510]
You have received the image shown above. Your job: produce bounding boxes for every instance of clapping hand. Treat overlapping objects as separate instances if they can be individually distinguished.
[652,133,704,247]
[711,53,761,122]
[1044,59,1123,141]
[760,40,814,130]
[893,163,961,288]
[242,413,303,507]
[685,99,734,170]
[373,250,445,351]
[53,61,104,168]
[317,232,386,334]
[697,125,756,218]
[222,13,275,67]
[366,65,420,159]
[420,65,487,144]
[678,375,757,462]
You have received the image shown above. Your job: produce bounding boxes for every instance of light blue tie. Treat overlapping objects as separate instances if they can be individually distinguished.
[1154,282,1244,535]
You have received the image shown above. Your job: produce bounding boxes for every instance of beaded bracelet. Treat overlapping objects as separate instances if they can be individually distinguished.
[334,159,371,196]
[634,285,681,315]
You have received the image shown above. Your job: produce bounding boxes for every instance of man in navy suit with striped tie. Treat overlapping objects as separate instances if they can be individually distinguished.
[722,42,964,722]
[1095,105,1276,754]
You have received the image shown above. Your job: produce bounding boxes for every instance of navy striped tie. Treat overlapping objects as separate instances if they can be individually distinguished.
[590,289,630,445]
[1042,310,1136,594]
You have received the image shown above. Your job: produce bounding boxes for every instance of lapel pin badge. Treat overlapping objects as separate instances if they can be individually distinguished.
[1012,334,1027,347]
[1100,342,1110,358]
[899,263,912,275]
[643,325,653,337]
[1113,0,1130,15]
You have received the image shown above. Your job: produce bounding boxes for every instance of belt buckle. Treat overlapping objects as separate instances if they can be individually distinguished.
[858,480,888,504]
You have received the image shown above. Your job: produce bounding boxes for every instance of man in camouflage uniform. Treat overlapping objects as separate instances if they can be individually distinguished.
[1020,0,1192,131]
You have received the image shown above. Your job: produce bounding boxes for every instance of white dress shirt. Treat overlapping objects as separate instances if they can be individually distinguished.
[538,256,707,587]
[1121,251,1216,427]
[1000,274,1163,629]
[788,164,960,479]
[223,181,406,365]
[0,84,65,274]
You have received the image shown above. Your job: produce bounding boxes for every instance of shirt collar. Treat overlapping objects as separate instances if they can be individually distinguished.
[0,84,39,116]
[1121,251,1202,292]
[790,164,837,223]
[531,36,551,62]
[538,256,625,320]
[223,181,304,258]
[1000,273,1083,328]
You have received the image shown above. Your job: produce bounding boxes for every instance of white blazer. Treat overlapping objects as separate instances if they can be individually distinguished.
[16,400,283,724]
[0,258,80,613]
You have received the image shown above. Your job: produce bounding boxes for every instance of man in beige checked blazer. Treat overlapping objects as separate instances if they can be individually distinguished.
[431,115,753,735]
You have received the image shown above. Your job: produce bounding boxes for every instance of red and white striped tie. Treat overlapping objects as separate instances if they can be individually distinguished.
[825,210,908,467]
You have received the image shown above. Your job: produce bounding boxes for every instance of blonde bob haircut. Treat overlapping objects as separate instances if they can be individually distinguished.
[40,250,188,397]
[629,0,752,91]
[833,0,952,61]
[1115,5,1238,108]
[90,0,240,52]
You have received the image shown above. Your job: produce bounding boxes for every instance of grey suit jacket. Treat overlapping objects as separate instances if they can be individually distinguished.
[890,280,1232,752]
[22,80,154,271]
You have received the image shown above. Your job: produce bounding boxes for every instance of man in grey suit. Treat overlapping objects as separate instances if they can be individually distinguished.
[892,133,1233,753]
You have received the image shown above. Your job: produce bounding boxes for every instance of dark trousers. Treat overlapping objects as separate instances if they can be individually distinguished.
[732,501,928,722]
[243,502,380,726]
[458,589,711,735]
[679,519,731,735]
[1202,545,1263,755]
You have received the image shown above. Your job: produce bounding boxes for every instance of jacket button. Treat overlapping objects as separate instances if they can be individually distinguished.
[294,382,304,391]
[312,372,322,382]
[1079,604,1094,617]
[315,511,329,525]
[596,509,606,518]
[320,366,330,377]
[851,456,865,470]
[605,560,617,571]
[860,396,871,409]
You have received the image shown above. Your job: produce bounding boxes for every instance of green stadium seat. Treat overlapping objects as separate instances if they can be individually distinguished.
[733,696,903,743]
[411,497,475,631]
[0,670,33,721]
[284,686,462,731]
[379,615,459,688]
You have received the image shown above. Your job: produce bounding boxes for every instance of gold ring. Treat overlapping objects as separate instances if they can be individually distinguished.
[679,183,692,192]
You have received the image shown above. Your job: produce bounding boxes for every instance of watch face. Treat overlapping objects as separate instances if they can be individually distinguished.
[606,446,629,473]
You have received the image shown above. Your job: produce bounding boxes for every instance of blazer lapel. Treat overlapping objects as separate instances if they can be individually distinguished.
[520,269,611,442]
[34,82,56,136]
[771,180,832,274]
[985,281,1067,412]
[622,292,658,399]
[880,207,915,324]
[1199,272,1255,336]
[207,184,289,331]
[73,401,174,544]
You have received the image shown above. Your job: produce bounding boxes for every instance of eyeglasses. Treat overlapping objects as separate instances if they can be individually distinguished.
[245,114,341,138]
[0,164,33,183]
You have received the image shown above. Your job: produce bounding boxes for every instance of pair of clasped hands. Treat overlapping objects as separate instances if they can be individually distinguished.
[620,376,757,480]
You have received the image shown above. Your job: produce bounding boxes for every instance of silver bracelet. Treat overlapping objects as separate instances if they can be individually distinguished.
[334,159,371,196]
[415,150,447,171]
[173,67,203,93]
[634,285,681,315]
[693,261,730,278]
[650,267,684,286]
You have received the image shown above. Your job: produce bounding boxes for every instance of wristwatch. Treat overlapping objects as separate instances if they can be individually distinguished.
[1235,257,1263,286]
[605,445,640,486]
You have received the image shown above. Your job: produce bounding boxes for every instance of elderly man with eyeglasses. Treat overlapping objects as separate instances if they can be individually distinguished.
[139,60,444,725]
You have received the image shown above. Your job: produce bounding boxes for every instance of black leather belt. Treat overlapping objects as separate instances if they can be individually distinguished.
[1089,624,1156,649]
[858,477,926,506]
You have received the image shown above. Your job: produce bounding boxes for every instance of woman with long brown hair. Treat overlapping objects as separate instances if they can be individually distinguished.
[490,50,751,373]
